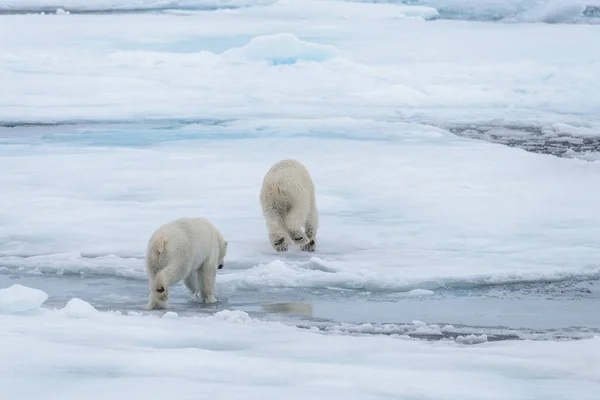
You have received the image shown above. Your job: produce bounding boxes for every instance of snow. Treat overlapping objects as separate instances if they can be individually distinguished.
[406,289,435,297]
[2,0,598,24]
[62,298,99,318]
[222,33,340,64]
[1,1,599,126]
[162,311,179,318]
[0,297,599,400]
[0,130,598,295]
[0,0,599,396]
[0,284,49,314]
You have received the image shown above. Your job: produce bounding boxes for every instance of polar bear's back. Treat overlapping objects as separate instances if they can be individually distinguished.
[260,159,314,213]
[146,218,218,273]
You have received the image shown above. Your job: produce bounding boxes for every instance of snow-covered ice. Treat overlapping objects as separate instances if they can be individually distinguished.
[406,289,435,297]
[0,290,599,400]
[0,128,598,291]
[0,0,599,397]
[162,311,179,318]
[0,284,48,314]
[1,1,599,126]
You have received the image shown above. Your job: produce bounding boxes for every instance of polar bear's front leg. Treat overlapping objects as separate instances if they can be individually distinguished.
[199,257,218,304]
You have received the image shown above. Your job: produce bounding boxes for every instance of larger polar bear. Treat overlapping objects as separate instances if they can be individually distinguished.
[260,159,318,252]
[145,217,228,310]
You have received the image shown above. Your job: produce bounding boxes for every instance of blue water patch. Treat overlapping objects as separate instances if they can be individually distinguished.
[0,120,410,148]
[38,125,238,148]
[0,120,222,147]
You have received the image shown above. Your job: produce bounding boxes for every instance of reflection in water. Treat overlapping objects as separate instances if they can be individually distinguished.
[262,302,313,317]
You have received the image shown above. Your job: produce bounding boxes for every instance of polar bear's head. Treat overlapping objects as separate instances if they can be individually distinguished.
[218,240,228,270]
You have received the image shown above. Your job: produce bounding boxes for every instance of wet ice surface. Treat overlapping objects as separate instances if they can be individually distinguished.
[2,271,599,342]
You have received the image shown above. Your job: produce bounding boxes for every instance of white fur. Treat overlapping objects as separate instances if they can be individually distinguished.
[260,159,318,252]
[145,217,228,310]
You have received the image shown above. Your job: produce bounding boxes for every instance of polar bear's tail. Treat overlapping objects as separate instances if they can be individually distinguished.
[152,235,168,256]
[147,234,169,276]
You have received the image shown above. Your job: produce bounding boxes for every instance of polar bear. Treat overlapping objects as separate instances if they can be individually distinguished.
[260,159,318,252]
[145,217,228,310]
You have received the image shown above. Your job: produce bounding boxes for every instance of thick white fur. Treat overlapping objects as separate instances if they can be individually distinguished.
[260,159,318,252]
[145,217,228,310]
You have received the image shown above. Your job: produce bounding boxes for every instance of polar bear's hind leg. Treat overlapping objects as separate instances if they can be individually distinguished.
[147,275,168,310]
[266,218,289,252]
[199,257,218,304]
[284,206,309,247]
[302,206,318,252]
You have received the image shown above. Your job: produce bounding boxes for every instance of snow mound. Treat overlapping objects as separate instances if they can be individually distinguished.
[222,33,339,64]
[63,298,98,318]
[162,311,179,319]
[299,257,338,273]
[0,284,48,314]
[211,310,255,323]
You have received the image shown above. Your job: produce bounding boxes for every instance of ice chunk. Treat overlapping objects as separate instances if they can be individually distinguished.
[223,33,339,65]
[162,311,179,319]
[456,334,488,345]
[0,284,48,314]
[411,320,443,335]
[63,298,98,318]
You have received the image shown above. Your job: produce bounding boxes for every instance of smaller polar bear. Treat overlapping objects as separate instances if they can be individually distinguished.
[145,217,228,310]
[260,159,318,252]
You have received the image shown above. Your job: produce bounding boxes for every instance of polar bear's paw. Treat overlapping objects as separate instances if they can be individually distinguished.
[203,295,218,304]
[300,239,316,252]
[147,298,168,310]
[289,230,310,246]
[272,237,288,252]
[155,285,169,302]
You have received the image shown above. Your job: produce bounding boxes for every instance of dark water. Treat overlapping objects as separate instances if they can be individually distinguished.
[448,123,600,161]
